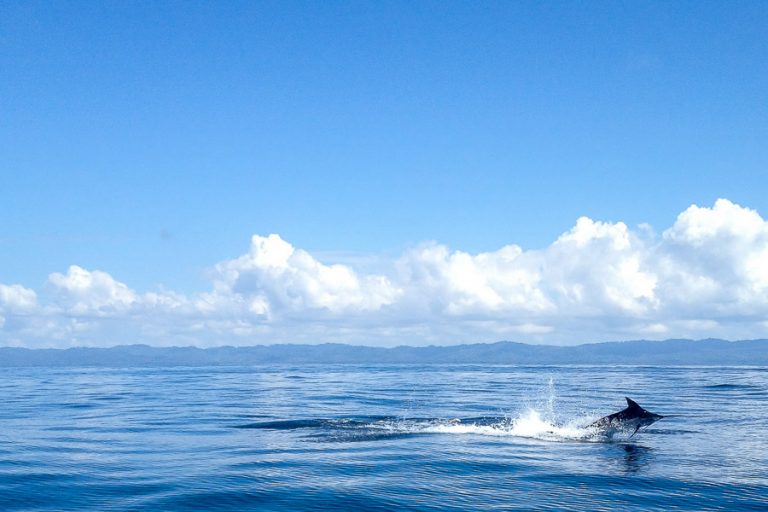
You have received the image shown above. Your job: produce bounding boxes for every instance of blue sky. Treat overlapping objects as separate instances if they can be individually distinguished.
[1,2,767,347]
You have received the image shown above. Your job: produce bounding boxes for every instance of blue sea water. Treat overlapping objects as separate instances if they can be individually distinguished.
[0,364,766,511]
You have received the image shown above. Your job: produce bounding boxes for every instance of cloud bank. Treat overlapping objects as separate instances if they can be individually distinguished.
[2,199,767,347]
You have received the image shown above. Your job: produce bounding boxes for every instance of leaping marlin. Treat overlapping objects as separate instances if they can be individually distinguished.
[588,397,663,437]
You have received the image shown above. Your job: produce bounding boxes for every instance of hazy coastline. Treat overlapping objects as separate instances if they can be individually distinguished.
[2,338,766,367]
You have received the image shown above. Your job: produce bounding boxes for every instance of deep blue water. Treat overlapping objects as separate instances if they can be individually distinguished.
[0,365,766,511]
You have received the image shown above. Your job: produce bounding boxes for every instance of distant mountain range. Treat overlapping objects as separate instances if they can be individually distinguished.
[1,339,767,366]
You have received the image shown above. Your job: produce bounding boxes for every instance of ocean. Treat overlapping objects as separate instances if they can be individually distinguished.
[0,364,766,511]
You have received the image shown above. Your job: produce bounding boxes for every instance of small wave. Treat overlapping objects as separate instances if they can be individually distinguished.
[703,383,761,390]
[234,417,391,430]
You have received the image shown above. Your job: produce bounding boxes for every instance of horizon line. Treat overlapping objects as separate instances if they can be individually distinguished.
[3,337,766,351]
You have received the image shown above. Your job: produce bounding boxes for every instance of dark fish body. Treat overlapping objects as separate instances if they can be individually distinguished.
[588,397,663,436]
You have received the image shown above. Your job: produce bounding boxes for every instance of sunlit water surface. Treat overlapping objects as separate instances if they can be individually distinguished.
[1,365,766,511]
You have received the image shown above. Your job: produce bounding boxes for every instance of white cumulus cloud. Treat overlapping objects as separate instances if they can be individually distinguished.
[396,243,550,315]
[543,217,657,316]
[48,265,138,316]
[0,284,38,314]
[658,199,768,317]
[212,234,402,317]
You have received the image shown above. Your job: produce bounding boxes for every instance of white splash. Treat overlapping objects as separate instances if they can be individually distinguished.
[419,409,596,442]
[382,378,618,442]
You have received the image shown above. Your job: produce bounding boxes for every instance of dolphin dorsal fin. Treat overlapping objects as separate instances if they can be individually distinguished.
[625,397,640,409]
